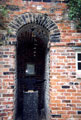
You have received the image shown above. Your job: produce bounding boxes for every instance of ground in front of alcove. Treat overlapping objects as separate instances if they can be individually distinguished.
[17,109,46,120]
[17,116,46,120]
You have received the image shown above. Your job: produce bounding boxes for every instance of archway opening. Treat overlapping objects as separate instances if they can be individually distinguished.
[16,23,49,120]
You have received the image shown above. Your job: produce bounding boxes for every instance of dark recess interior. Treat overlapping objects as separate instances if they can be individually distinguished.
[16,27,48,119]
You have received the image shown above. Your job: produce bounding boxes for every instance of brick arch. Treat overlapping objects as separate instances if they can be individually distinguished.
[8,13,60,43]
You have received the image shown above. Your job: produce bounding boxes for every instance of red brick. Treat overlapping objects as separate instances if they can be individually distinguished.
[3,94,14,97]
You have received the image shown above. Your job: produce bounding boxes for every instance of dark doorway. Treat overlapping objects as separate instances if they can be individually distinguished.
[16,24,49,120]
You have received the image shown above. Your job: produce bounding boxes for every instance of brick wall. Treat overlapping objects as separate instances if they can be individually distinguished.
[0,0,81,120]
[0,45,16,120]
[49,46,81,119]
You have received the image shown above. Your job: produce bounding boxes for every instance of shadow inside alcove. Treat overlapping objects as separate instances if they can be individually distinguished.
[16,23,49,120]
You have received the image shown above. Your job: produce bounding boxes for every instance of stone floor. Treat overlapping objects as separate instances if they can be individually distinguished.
[17,116,46,120]
[17,114,46,120]
[17,108,46,120]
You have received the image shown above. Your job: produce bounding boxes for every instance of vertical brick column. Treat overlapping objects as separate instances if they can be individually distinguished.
[0,45,16,120]
[44,50,50,120]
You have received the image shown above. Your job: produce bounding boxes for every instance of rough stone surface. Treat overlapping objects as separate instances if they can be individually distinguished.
[23,91,38,120]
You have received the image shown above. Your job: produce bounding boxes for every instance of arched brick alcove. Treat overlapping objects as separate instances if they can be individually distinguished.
[8,13,60,44]
[6,13,60,120]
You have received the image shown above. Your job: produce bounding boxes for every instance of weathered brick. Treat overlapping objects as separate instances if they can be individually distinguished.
[51,114,61,118]
[62,86,70,89]
[62,100,71,103]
